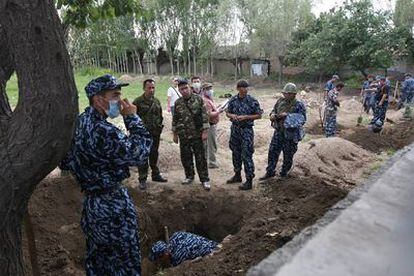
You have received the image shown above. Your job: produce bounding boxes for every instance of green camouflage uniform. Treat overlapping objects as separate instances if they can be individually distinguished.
[172,94,210,182]
[133,94,163,181]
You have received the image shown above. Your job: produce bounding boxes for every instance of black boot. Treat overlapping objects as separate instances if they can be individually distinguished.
[226,172,242,184]
[239,178,252,190]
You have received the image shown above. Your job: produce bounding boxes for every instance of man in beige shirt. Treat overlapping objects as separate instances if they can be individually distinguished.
[202,83,222,169]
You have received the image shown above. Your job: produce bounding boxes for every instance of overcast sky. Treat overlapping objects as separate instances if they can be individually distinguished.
[312,0,396,15]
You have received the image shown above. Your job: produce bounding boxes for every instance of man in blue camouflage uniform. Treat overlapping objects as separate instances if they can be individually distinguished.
[398,73,414,109]
[60,74,152,276]
[361,74,375,114]
[260,83,306,180]
[324,74,340,99]
[325,82,345,137]
[226,79,263,190]
[371,76,390,126]
[149,231,218,267]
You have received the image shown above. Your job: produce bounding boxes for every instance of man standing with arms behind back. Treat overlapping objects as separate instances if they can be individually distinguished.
[133,79,167,190]
[60,74,152,275]
[167,77,180,115]
[226,79,263,190]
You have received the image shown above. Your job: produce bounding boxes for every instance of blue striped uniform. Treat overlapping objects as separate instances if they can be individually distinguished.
[60,106,152,276]
[227,94,263,179]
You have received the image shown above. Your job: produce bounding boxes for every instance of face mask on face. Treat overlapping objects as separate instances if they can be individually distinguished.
[106,100,120,118]
[192,83,201,90]
[205,89,214,98]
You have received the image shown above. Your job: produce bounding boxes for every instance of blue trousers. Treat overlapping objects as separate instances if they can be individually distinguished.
[325,114,337,137]
[229,125,255,179]
[82,187,141,276]
[265,131,298,176]
[371,102,388,124]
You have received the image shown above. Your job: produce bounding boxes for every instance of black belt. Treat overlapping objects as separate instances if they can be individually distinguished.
[84,185,122,197]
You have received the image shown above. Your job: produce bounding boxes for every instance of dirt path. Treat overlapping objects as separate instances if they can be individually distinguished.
[23,87,414,275]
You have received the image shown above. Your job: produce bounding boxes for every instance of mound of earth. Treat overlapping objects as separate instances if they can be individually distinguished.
[294,137,376,189]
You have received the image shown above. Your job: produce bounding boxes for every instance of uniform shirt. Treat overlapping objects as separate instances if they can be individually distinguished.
[324,80,335,92]
[227,94,263,127]
[326,88,340,112]
[60,106,152,193]
[401,77,414,94]
[133,94,163,136]
[376,83,391,103]
[203,96,220,125]
[167,86,181,107]
[168,232,218,266]
[271,98,306,142]
[172,94,209,139]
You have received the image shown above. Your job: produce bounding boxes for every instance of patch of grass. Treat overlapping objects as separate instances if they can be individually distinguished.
[4,68,231,112]
[385,148,397,156]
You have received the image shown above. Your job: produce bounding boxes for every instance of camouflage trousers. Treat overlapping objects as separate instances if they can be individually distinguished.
[325,112,337,137]
[138,133,161,181]
[371,102,388,125]
[229,125,255,179]
[399,90,414,108]
[82,187,141,276]
[265,131,298,176]
[179,136,209,182]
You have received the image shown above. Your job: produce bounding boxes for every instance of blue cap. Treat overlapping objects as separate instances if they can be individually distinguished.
[149,241,168,262]
[85,74,129,98]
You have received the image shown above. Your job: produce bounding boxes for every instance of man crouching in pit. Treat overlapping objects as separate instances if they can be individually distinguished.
[260,83,307,181]
[60,74,152,275]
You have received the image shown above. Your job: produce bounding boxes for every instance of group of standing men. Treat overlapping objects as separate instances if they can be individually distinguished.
[60,73,309,275]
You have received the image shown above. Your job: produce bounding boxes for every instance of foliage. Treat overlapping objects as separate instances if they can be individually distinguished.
[286,0,412,76]
[56,0,141,28]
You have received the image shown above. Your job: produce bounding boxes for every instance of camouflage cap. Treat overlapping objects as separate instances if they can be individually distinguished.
[332,74,340,80]
[202,82,213,89]
[85,74,129,98]
[177,78,189,86]
[282,83,297,93]
[149,241,168,262]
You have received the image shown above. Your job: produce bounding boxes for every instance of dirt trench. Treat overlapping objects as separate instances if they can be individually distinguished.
[22,89,414,276]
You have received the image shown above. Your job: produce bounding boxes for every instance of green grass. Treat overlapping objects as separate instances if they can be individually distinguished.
[5,67,230,112]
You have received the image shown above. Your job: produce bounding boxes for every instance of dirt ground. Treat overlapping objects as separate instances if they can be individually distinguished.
[23,86,414,275]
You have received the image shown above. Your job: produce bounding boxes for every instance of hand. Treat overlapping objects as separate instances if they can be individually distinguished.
[120,99,137,116]
[378,101,383,107]
[201,129,208,141]
[277,112,287,119]
[167,106,171,113]
[173,133,178,144]
[237,115,248,121]
[270,114,276,121]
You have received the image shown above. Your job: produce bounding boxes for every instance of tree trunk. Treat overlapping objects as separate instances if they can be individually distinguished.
[0,1,78,274]
[169,54,174,76]
[278,56,284,86]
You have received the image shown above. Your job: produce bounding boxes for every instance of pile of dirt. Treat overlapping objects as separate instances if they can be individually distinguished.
[293,137,375,189]
[344,120,414,153]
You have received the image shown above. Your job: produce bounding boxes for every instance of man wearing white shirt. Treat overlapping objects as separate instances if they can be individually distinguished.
[167,77,180,115]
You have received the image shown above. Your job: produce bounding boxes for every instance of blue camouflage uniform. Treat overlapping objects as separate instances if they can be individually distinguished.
[324,80,336,93]
[149,232,218,266]
[371,83,390,125]
[60,75,152,276]
[400,77,414,107]
[325,88,340,137]
[265,98,306,177]
[227,94,263,180]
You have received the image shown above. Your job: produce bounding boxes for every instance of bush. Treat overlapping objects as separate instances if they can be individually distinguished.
[77,67,115,77]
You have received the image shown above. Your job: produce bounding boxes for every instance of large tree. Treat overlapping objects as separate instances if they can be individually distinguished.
[0,0,78,274]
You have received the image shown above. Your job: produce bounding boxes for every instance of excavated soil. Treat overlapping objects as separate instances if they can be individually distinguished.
[22,87,414,276]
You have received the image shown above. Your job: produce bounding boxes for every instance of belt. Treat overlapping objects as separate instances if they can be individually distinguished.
[84,185,122,197]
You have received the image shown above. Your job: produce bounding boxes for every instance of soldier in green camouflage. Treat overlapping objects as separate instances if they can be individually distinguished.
[172,79,211,191]
[133,79,167,190]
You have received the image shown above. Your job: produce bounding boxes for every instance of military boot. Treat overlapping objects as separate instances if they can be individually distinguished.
[226,172,242,184]
[239,178,253,190]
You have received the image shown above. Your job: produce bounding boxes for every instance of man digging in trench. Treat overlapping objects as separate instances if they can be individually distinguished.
[60,74,152,275]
